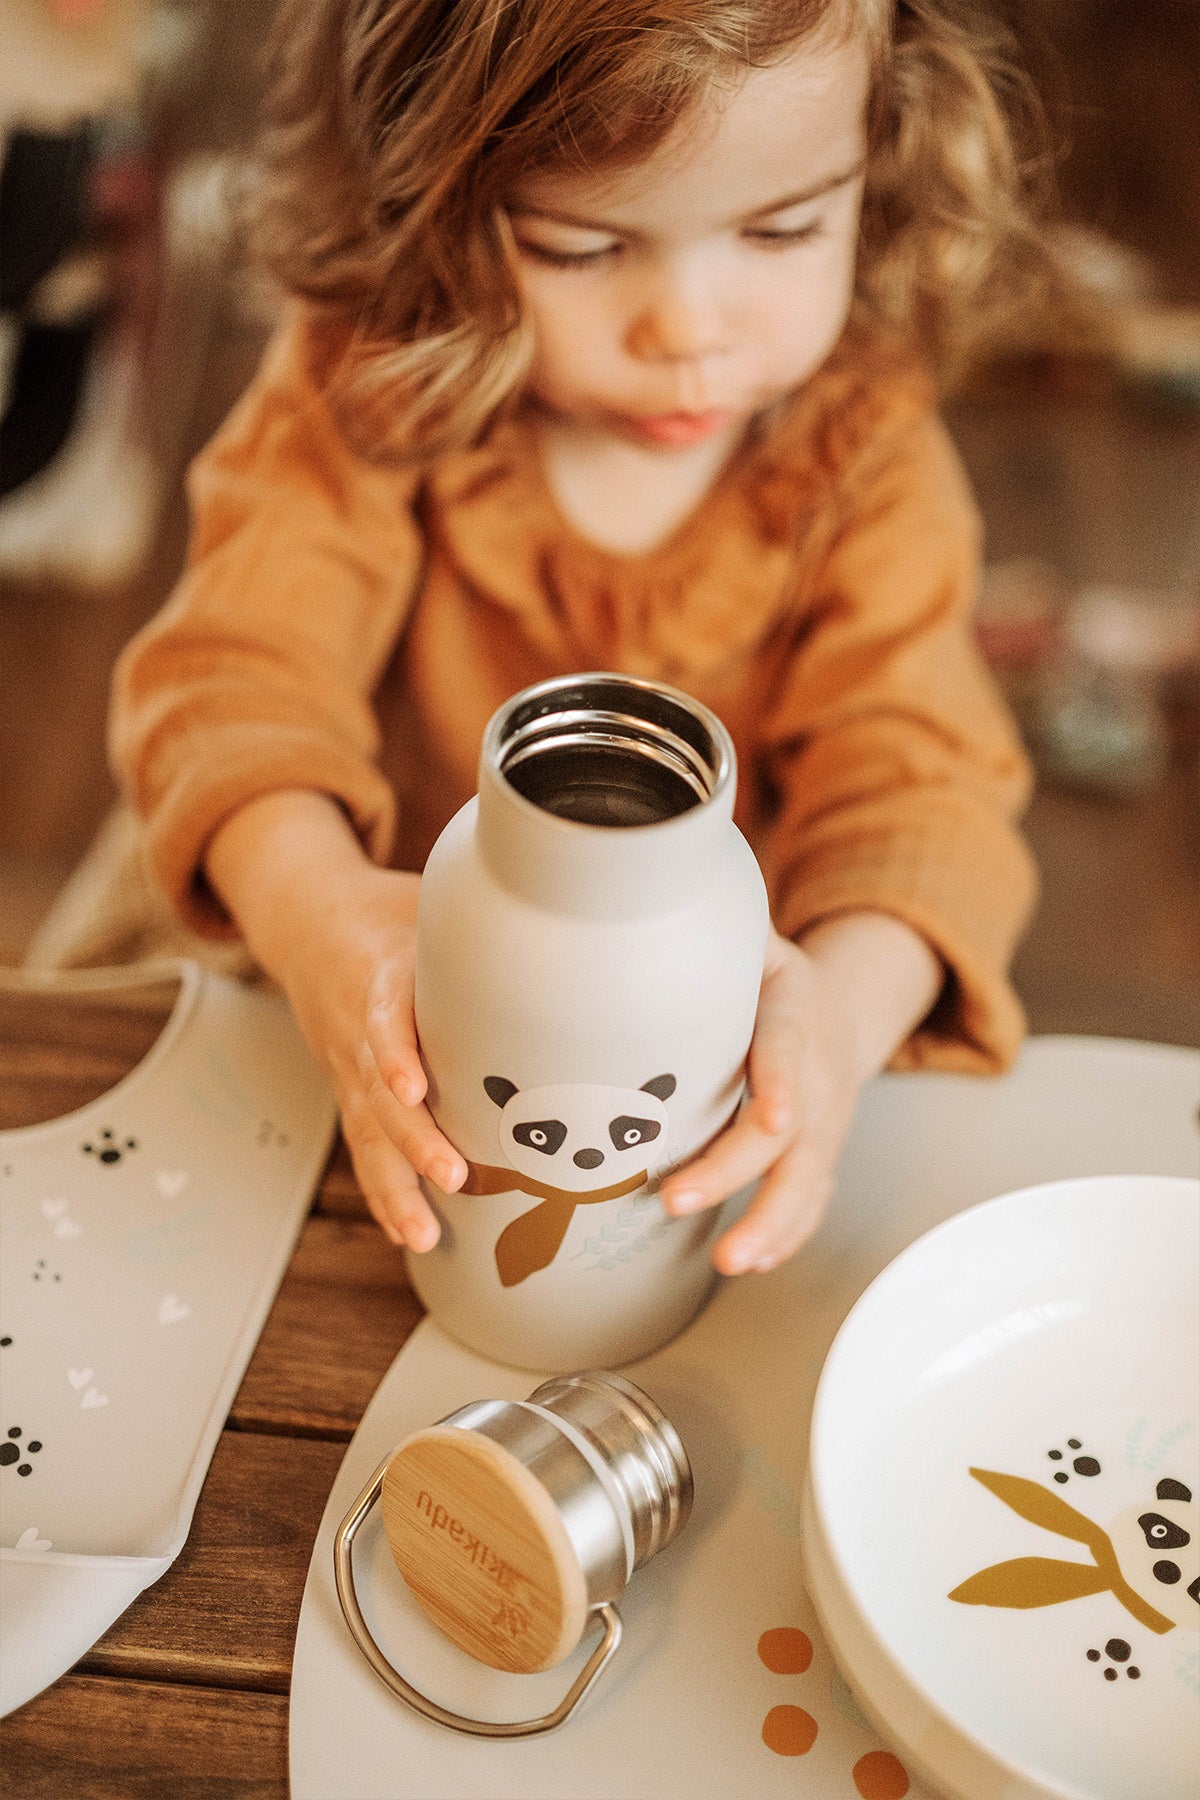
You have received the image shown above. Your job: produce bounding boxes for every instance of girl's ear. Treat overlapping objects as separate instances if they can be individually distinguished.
[641,1074,676,1101]
[484,1076,518,1108]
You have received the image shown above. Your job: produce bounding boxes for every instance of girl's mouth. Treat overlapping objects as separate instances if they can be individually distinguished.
[622,408,734,447]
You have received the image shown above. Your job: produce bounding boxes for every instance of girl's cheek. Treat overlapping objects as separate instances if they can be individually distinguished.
[788,246,857,356]
[523,281,595,352]
[760,288,843,385]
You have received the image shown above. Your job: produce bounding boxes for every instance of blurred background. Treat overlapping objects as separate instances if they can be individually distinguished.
[1,0,1197,1046]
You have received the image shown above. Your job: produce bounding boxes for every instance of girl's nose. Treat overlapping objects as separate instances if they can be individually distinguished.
[626,270,728,364]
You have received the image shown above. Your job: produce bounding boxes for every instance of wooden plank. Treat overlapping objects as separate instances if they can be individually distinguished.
[313,1134,370,1220]
[0,986,177,1130]
[0,1674,287,1800]
[230,1214,423,1437]
[79,1429,344,1692]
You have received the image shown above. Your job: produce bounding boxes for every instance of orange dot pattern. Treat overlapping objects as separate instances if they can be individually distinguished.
[762,1703,819,1756]
[756,1624,911,1792]
[853,1749,910,1798]
[757,1626,813,1675]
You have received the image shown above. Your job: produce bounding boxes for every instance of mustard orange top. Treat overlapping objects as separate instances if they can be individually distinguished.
[110,310,1038,1073]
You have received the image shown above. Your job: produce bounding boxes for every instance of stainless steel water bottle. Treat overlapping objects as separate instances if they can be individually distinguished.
[409,672,770,1369]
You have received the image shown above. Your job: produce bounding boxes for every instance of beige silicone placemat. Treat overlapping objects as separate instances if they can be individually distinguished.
[1,963,337,1715]
[290,1037,1200,1800]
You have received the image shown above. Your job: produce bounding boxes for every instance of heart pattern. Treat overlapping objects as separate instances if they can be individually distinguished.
[15,1526,51,1553]
[42,1198,82,1238]
[81,1387,109,1410]
[155,1169,189,1200]
[158,1294,190,1326]
[67,1368,93,1390]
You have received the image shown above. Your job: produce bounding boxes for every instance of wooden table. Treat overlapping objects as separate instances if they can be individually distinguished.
[0,982,422,1799]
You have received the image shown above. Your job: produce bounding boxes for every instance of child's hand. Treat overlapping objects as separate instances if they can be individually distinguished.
[659,914,942,1274]
[205,791,465,1250]
[276,864,467,1252]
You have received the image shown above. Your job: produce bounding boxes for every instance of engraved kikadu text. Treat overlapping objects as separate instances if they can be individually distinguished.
[414,1489,527,1597]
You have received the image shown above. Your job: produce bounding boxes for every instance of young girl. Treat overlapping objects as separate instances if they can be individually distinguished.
[87,0,1058,1275]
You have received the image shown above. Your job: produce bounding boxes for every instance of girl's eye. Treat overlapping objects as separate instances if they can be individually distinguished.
[514,239,620,269]
[748,221,823,248]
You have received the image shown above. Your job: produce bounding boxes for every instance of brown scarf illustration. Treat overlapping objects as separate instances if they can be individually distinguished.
[462,1161,649,1287]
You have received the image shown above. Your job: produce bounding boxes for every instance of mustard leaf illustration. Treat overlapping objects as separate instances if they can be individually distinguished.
[950,1556,1111,1609]
[968,1468,1110,1555]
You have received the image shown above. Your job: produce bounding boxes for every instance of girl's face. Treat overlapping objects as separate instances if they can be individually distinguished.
[507,34,870,451]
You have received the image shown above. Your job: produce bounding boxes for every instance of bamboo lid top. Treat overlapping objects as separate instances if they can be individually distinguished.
[381,1426,588,1674]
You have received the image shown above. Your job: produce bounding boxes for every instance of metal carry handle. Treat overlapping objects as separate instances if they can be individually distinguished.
[333,1457,623,1738]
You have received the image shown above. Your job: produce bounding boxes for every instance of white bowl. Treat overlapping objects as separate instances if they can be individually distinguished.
[803,1174,1200,1800]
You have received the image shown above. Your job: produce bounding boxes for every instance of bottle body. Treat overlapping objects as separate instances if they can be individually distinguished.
[409,675,770,1370]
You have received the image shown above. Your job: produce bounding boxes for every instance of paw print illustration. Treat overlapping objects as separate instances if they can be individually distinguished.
[82,1129,138,1166]
[1047,1437,1101,1484]
[1,1426,43,1478]
[756,1627,911,1797]
[1087,1637,1141,1681]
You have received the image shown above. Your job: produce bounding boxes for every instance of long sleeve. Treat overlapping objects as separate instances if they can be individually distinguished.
[755,406,1038,1073]
[109,309,426,938]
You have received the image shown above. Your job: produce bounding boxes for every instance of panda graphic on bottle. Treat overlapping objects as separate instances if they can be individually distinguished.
[462,1074,678,1286]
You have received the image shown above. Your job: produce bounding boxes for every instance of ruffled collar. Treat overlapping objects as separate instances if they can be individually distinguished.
[418,330,932,681]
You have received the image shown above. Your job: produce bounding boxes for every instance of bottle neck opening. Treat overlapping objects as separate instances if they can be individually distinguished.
[490,677,728,830]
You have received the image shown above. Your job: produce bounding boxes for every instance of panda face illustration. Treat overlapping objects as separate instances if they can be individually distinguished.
[484,1074,676,1194]
[1108,1477,1199,1629]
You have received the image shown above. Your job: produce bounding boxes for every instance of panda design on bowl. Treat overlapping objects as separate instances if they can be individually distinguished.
[1108,1478,1199,1626]
[460,1074,677,1287]
[950,1460,1199,1674]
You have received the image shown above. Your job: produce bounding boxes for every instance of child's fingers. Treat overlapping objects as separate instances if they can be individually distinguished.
[355,1044,467,1194]
[659,1100,786,1217]
[712,1138,833,1274]
[745,984,811,1136]
[342,1095,441,1251]
[363,974,427,1107]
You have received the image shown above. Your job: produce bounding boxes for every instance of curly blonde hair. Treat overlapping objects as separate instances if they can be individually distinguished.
[252,0,1070,457]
